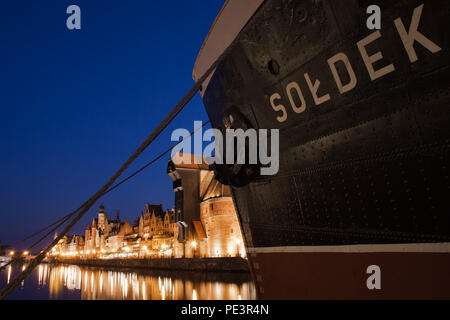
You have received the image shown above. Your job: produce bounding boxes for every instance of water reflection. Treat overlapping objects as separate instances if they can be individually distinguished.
[7,265,11,284]
[4,263,256,300]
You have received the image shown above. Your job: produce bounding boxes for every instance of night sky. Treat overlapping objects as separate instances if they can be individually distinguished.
[0,1,222,249]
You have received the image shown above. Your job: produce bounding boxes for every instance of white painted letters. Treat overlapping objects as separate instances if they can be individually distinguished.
[286,81,307,113]
[357,31,395,81]
[267,3,441,123]
[304,73,331,105]
[394,4,442,63]
[327,53,358,94]
[270,93,288,123]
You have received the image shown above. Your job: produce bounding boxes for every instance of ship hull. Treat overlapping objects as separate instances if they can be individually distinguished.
[200,0,450,299]
[248,245,450,299]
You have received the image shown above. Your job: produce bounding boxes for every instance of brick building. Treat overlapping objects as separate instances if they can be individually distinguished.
[167,153,246,258]
[51,153,246,260]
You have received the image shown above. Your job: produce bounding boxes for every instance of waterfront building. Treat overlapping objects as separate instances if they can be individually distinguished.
[105,219,127,253]
[67,235,84,255]
[51,155,246,260]
[52,233,83,257]
[123,219,140,258]
[137,204,175,257]
[83,205,122,257]
[167,153,246,258]
[138,204,174,239]
[77,204,176,259]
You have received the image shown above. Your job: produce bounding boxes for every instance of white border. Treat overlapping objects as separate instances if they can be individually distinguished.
[247,243,450,253]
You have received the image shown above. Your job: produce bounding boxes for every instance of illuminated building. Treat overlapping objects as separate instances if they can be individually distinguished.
[67,235,85,256]
[51,157,246,260]
[167,153,246,258]
[51,234,84,257]
[136,204,175,257]
[84,205,122,257]
[79,205,176,259]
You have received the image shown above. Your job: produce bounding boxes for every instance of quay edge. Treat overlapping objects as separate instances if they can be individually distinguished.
[47,257,250,273]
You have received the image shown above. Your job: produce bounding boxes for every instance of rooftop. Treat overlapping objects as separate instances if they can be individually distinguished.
[168,152,210,171]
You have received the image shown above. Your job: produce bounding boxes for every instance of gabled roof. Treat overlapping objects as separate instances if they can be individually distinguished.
[168,153,209,171]
[145,203,164,219]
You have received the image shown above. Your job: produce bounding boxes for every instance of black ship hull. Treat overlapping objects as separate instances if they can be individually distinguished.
[199,0,450,298]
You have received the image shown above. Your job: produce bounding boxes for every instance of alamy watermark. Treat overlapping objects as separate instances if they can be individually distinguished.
[66,5,81,30]
[171,121,280,176]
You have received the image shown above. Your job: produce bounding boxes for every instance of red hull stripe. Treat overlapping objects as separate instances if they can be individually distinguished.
[248,249,450,299]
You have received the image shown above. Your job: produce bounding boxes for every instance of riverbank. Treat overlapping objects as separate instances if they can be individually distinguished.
[48,257,250,273]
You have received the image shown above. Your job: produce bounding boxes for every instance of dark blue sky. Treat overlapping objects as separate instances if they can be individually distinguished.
[0,1,222,248]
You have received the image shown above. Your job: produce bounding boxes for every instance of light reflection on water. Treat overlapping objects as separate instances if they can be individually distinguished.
[1,263,256,300]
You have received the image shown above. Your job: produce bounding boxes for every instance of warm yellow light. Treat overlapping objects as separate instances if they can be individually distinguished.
[191,241,197,249]
[9,251,14,256]
[23,251,29,256]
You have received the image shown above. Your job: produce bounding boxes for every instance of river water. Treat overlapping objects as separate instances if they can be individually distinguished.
[0,263,256,300]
